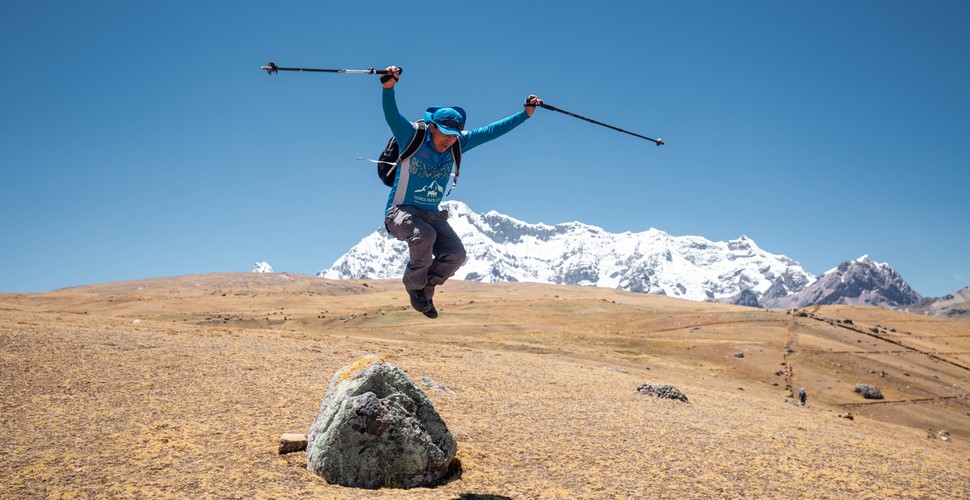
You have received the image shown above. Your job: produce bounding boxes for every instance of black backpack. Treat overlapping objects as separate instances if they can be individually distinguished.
[377,121,462,189]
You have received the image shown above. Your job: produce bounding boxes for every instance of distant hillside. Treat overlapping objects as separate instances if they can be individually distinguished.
[905,286,970,320]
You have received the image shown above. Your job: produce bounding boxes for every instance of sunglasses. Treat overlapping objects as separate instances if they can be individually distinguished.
[436,119,464,131]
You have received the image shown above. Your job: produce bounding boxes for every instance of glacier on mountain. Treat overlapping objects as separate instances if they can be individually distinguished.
[319,201,815,305]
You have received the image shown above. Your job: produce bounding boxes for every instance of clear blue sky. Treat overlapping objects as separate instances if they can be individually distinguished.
[2,1,968,297]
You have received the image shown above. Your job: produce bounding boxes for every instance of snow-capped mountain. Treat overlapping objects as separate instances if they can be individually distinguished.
[252,261,273,273]
[320,201,815,305]
[770,255,921,309]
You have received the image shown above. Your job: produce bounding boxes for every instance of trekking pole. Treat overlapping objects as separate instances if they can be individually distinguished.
[260,61,401,77]
[538,102,664,146]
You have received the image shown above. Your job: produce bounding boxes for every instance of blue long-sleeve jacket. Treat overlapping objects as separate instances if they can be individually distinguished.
[383,87,530,212]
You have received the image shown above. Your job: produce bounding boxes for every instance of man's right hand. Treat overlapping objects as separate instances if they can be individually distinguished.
[524,95,543,117]
[381,66,400,89]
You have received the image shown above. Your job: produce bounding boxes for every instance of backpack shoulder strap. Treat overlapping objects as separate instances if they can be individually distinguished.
[450,142,462,181]
[398,121,427,162]
[446,141,462,195]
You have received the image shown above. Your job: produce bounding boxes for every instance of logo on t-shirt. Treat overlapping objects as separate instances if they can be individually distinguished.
[413,180,444,203]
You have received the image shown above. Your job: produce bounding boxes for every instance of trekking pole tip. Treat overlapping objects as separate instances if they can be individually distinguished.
[262,61,278,75]
[656,138,664,146]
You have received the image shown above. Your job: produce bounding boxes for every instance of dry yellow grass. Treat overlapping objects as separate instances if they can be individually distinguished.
[1,273,968,498]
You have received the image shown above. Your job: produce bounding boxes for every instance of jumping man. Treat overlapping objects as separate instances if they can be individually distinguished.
[380,66,542,318]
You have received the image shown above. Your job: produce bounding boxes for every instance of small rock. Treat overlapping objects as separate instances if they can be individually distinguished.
[637,383,689,403]
[421,376,454,394]
[837,413,854,420]
[279,433,308,454]
[854,383,884,400]
[734,352,745,358]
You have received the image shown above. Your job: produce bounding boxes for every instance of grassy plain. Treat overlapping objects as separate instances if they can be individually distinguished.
[1,273,967,498]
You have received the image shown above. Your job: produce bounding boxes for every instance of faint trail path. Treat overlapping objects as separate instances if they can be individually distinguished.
[838,394,970,407]
[782,314,800,399]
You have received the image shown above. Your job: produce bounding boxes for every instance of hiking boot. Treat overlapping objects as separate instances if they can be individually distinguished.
[422,286,438,319]
[406,287,432,313]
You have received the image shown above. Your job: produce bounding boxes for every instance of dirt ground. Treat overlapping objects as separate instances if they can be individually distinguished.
[1,273,968,498]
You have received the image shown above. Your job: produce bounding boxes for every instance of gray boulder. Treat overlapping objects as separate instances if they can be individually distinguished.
[854,383,884,400]
[306,356,457,489]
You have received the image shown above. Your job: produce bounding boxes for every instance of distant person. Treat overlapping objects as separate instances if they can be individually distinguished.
[379,66,542,318]
[799,388,807,406]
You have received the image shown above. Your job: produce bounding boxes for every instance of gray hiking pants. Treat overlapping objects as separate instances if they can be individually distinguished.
[384,205,467,290]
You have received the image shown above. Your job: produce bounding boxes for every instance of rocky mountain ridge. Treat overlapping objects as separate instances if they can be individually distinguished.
[320,201,963,313]
[769,255,922,309]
